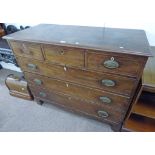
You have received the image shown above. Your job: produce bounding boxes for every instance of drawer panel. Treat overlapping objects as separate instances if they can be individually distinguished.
[17,57,137,96]
[24,72,130,111]
[87,51,146,78]
[9,41,44,60]
[30,86,125,124]
[5,74,30,95]
[43,44,84,67]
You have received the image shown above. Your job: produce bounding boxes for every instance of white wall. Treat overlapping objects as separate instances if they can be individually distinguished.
[2,0,155,46]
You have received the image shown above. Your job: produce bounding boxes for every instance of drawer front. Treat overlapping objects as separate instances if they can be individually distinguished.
[87,52,146,78]
[30,86,125,124]
[43,44,84,67]
[25,72,130,111]
[9,41,44,60]
[17,57,137,96]
[5,75,29,94]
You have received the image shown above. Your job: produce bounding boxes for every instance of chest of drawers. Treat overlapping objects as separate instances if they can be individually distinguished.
[3,24,151,131]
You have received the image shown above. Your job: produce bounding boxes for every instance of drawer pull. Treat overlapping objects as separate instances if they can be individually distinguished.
[39,92,46,97]
[97,110,109,118]
[34,79,42,85]
[27,64,37,70]
[102,79,115,87]
[103,57,119,69]
[99,96,112,104]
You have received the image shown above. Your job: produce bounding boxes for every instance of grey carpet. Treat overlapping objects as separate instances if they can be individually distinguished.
[0,68,112,132]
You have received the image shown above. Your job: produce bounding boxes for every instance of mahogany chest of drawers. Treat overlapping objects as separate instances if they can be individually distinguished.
[3,24,151,131]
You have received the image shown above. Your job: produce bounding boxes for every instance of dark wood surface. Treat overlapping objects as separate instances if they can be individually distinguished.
[9,41,44,60]
[122,46,155,131]
[4,24,151,131]
[24,72,130,111]
[3,24,152,56]
[43,44,84,67]
[34,96,122,131]
[87,51,147,78]
[30,86,126,124]
[122,90,155,132]
[10,40,148,78]
[16,56,137,97]
[133,91,155,119]
[133,100,155,119]
[123,114,155,132]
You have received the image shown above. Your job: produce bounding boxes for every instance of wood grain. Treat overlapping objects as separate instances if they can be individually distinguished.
[123,114,155,132]
[87,51,147,78]
[132,100,155,119]
[132,91,155,119]
[24,72,130,111]
[16,57,137,96]
[30,86,125,124]
[5,74,33,100]
[9,41,44,60]
[3,24,152,56]
[4,24,151,131]
[43,44,84,67]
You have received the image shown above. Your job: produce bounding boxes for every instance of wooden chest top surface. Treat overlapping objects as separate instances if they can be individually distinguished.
[3,24,152,57]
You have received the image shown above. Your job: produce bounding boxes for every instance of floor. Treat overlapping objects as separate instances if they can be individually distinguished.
[0,68,112,132]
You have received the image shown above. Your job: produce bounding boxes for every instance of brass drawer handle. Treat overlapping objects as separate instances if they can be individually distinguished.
[103,57,119,69]
[102,79,115,87]
[39,92,46,97]
[34,79,42,85]
[27,64,37,70]
[97,110,109,118]
[99,96,112,104]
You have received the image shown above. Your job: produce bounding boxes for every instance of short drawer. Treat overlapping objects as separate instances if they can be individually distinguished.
[25,72,130,111]
[43,44,84,67]
[17,57,137,96]
[30,86,126,124]
[9,41,44,60]
[87,51,146,78]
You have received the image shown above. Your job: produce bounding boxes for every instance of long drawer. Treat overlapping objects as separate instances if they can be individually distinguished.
[87,51,146,78]
[9,41,44,60]
[17,57,137,96]
[24,72,130,111]
[30,86,125,124]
